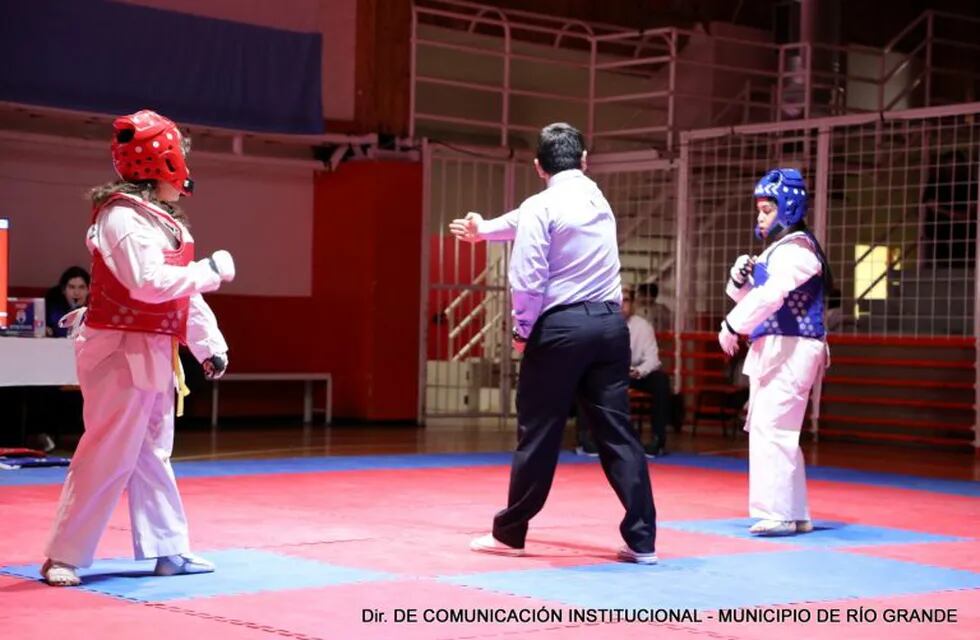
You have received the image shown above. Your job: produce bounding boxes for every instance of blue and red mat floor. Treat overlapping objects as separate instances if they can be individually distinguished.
[1,451,978,639]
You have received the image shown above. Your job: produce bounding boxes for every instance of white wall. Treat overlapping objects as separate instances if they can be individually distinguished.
[115,0,357,122]
[847,50,920,112]
[0,136,314,296]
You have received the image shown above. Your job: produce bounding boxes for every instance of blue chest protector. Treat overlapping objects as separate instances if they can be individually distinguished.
[749,235,825,341]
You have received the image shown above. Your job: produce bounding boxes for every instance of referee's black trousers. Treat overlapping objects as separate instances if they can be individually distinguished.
[492,302,657,554]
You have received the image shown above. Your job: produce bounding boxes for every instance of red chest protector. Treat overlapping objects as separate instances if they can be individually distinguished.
[85,194,194,342]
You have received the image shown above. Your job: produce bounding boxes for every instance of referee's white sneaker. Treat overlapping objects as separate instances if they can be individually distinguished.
[617,546,658,565]
[470,534,525,557]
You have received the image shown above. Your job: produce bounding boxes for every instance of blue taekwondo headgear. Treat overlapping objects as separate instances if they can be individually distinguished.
[753,168,808,239]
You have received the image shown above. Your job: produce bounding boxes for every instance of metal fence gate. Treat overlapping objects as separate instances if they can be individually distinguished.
[420,102,979,447]
[420,142,676,420]
[679,106,980,338]
[678,102,980,448]
[421,142,514,420]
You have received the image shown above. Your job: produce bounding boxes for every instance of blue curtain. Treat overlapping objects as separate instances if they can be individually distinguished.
[0,0,323,133]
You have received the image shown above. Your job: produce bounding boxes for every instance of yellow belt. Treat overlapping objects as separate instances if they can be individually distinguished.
[173,337,191,417]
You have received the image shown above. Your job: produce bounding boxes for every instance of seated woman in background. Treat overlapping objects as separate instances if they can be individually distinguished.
[26,267,91,451]
[45,267,90,337]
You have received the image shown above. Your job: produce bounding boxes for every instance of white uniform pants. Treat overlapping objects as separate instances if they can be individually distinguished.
[745,344,824,522]
[45,350,189,567]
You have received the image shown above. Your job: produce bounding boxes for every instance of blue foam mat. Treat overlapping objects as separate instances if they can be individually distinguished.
[1,450,978,497]
[441,549,980,610]
[0,452,584,486]
[0,455,71,468]
[0,549,393,601]
[661,518,966,547]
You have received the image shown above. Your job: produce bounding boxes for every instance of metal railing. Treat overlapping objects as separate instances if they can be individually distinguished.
[413,1,980,152]
[422,105,980,446]
[444,254,507,361]
[0,101,397,168]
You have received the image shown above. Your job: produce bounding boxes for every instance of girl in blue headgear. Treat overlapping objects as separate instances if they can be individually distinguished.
[717,168,832,536]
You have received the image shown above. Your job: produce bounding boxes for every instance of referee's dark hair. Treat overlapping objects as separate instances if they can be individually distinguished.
[536,123,585,175]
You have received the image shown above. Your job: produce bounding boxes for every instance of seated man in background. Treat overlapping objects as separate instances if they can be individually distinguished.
[622,285,671,457]
[45,266,90,338]
[636,281,672,334]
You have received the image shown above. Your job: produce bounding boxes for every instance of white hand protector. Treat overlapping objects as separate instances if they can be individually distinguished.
[58,307,88,340]
[718,321,739,357]
[208,250,236,282]
[202,353,228,380]
[730,254,755,287]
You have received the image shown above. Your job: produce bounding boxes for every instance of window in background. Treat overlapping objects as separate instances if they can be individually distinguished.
[853,243,901,317]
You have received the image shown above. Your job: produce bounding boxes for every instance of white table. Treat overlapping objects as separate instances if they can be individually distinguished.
[0,339,334,430]
[210,373,332,428]
[0,336,78,386]
[0,336,78,445]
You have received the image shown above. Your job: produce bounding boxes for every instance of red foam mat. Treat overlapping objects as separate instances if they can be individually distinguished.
[164,582,980,640]
[169,579,570,640]
[274,522,790,577]
[844,540,980,573]
[804,481,980,539]
[689,590,980,640]
[0,576,272,640]
[3,459,978,640]
[4,463,976,568]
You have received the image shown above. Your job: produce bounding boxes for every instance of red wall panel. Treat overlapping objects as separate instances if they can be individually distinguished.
[313,161,423,421]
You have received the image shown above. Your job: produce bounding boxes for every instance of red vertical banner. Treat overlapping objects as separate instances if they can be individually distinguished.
[0,218,8,329]
[313,162,424,421]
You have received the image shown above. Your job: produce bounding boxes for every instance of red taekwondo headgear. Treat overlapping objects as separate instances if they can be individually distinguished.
[111,110,194,196]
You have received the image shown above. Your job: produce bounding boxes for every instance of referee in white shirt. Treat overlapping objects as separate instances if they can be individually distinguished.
[468,123,657,565]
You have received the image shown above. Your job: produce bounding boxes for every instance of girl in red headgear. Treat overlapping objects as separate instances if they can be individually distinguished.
[42,110,236,586]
